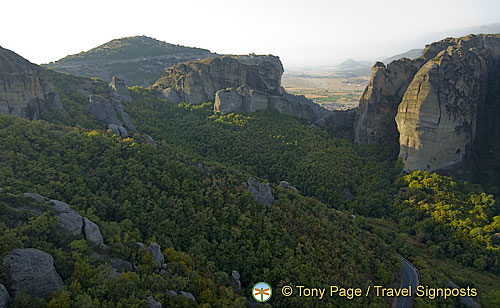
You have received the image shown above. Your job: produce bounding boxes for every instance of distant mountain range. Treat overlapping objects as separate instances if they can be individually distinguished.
[43,36,216,86]
[382,49,423,64]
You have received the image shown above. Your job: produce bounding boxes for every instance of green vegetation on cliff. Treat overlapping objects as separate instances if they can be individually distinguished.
[0,115,396,307]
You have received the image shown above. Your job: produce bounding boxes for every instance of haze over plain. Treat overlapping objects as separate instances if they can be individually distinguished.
[1,0,499,69]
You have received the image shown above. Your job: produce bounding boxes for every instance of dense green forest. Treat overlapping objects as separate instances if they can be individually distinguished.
[125,87,400,218]
[1,75,499,307]
[395,171,500,272]
[0,115,396,307]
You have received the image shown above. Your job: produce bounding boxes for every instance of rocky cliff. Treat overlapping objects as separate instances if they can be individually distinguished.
[44,36,216,86]
[355,34,500,174]
[0,46,66,120]
[153,55,319,120]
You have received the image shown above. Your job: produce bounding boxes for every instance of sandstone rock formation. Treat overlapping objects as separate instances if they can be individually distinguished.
[50,199,83,236]
[110,258,134,273]
[153,55,319,120]
[279,181,298,192]
[396,35,500,172]
[2,248,63,299]
[231,270,241,290]
[86,77,135,137]
[244,178,274,206]
[24,193,104,244]
[147,242,165,266]
[355,34,500,173]
[83,217,104,245]
[147,296,163,308]
[179,291,196,302]
[355,59,425,144]
[0,284,9,308]
[0,46,66,120]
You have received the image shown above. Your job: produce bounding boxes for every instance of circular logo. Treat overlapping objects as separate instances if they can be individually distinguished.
[252,282,272,302]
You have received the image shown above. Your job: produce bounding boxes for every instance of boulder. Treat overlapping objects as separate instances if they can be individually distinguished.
[179,291,196,302]
[165,290,177,297]
[87,93,134,136]
[110,258,133,273]
[0,284,9,308]
[231,270,241,290]
[146,296,162,308]
[147,243,165,266]
[23,192,47,202]
[244,178,274,206]
[108,123,122,136]
[146,135,158,146]
[83,217,104,245]
[279,181,298,192]
[50,199,83,236]
[2,248,63,299]
[343,189,355,201]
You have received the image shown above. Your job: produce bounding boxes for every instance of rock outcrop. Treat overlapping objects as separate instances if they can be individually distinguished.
[24,193,104,244]
[396,35,500,171]
[83,217,104,245]
[354,59,425,144]
[355,34,500,173]
[2,248,63,299]
[86,76,135,137]
[153,55,319,120]
[244,178,274,206]
[146,242,165,266]
[231,270,241,290]
[0,46,66,120]
[0,284,9,308]
[279,181,298,192]
[147,296,163,308]
[179,291,196,303]
[50,199,84,236]
[110,258,134,273]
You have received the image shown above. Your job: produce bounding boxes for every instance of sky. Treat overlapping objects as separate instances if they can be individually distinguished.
[1,0,499,69]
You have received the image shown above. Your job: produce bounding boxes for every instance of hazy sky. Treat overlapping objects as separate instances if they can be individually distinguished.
[1,0,499,69]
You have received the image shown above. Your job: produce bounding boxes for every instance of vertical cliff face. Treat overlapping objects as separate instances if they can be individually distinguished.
[354,58,424,144]
[152,54,319,119]
[152,55,283,105]
[355,34,500,175]
[396,35,500,172]
[0,46,64,120]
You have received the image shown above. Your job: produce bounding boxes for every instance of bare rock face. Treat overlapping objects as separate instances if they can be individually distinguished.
[2,248,63,299]
[146,296,162,308]
[109,76,132,103]
[83,217,104,245]
[147,242,165,266]
[50,199,83,236]
[396,35,500,172]
[244,178,274,206]
[355,59,424,144]
[153,55,319,119]
[0,46,65,120]
[86,76,135,137]
[0,284,9,308]
[231,270,241,290]
[356,34,500,174]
